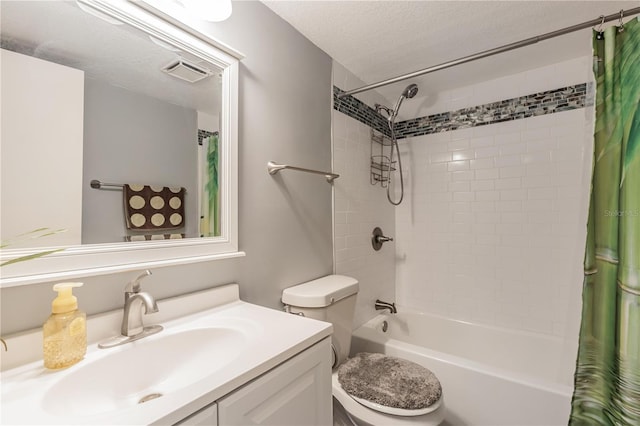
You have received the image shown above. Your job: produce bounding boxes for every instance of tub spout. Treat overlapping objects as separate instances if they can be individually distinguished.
[375,299,397,314]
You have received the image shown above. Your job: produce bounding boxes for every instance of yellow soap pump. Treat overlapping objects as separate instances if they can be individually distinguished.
[43,282,87,369]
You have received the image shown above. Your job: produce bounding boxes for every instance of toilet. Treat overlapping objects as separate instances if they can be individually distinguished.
[282,275,444,426]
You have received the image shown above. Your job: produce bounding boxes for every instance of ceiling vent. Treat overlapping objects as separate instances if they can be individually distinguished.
[162,59,213,83]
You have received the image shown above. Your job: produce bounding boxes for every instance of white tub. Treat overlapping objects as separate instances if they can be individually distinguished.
[350,310,574,426]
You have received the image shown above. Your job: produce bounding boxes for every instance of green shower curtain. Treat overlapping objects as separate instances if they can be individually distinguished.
[570,18,640,425]
[200,133,220,237]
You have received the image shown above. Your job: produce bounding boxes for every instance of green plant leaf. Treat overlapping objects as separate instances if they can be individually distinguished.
[0,248,65,267]
[0,228,67,248]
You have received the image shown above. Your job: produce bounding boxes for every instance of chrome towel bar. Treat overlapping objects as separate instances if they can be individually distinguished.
[90,180,187,193]
[267,161,339,184]
[90,179,123,190]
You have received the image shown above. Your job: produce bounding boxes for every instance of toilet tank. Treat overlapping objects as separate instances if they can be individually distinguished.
[282,275,358,368]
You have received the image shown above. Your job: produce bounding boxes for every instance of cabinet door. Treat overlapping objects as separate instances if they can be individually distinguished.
[174,402,218,426]
[218,338,332,426]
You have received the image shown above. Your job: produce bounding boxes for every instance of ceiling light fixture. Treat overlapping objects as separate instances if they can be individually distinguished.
[181,0,232,22]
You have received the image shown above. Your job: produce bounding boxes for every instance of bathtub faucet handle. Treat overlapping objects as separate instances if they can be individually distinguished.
[374,299,397,314]
[372,227,393,251]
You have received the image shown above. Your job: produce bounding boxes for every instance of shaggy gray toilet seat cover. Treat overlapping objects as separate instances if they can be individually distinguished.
[337,352,442,410]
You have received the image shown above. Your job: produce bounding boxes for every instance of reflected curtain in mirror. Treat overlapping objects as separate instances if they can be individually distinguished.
[199,131,220,237]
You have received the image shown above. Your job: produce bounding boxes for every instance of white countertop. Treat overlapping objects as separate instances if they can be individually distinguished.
[0,284,332,425]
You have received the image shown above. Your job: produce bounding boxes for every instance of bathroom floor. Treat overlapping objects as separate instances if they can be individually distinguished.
[333,398,356,426]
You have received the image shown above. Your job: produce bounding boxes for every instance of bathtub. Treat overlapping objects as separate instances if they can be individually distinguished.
[349,310,574,426]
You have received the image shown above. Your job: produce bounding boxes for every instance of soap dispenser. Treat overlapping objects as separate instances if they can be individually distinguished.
[43,282,87,369]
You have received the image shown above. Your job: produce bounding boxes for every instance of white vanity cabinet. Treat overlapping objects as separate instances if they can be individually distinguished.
[175,338,332,426]
[218,338,332,425]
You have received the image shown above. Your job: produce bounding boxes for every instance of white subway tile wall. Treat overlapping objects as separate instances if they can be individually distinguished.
[333,56,593,343]
[333,62,396,328]
[395,106,593,336]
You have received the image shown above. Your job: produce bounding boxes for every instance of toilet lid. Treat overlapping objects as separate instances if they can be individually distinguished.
[337,353,442,415]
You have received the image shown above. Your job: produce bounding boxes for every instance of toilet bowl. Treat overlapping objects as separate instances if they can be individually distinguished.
[282,275,444,425]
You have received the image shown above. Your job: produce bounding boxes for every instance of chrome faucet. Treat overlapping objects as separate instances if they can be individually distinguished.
[374,299,397,314]
[122,270,158,336]
[99,270,163,349]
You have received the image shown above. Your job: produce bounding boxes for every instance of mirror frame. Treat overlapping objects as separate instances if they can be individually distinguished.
[0,0,243,287]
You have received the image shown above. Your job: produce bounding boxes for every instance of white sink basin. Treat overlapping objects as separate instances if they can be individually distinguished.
[1,284,332,425]
[42,327,247,416]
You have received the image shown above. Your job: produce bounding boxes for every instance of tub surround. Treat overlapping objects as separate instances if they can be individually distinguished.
[332,57,592,343]
[394,108,592,337]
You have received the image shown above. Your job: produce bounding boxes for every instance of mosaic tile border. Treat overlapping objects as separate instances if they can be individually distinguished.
[333,86,391,137]
[334,83,591,139]
[394,83,590,138]
[198,129,218,145]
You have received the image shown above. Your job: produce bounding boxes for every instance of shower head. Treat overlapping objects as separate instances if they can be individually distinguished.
[381,83,418,207]
[391,83,419,121]
[402,83,419,99]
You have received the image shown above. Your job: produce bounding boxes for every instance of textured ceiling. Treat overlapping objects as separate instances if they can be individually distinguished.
[263,1,639,103]
[0,1,222,115]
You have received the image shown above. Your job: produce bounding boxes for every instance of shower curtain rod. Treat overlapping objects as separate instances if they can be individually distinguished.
[338,7,640,98]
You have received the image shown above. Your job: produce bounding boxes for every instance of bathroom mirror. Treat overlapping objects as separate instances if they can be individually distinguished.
[0,0,242,286]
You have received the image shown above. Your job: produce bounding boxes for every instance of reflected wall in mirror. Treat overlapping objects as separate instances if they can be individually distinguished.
[0,0,241,286]
[1,0,220,246]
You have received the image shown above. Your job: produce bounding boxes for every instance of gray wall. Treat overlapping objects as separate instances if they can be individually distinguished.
[82,79,199,243]
[1,1,333,334]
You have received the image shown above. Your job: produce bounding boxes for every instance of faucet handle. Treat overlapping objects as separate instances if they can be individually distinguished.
[125,269,152,293]
[372,227,393,251]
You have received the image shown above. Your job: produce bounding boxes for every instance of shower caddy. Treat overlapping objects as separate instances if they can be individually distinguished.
[370,128,396,187]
